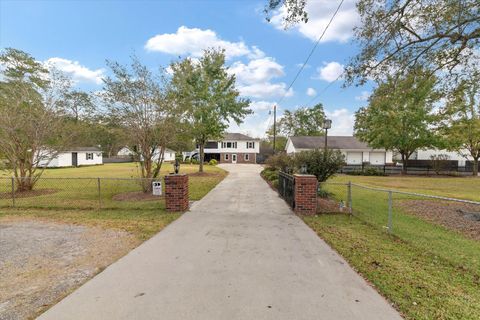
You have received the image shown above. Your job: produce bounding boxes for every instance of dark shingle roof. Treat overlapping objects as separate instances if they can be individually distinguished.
[289,136,384,150]
[223,132,258,141]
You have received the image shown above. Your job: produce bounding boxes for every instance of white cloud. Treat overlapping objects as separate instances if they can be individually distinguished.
[325,108,355,136]
[306,87,316,96]
[355,91,370,101]
[228,113,273,138]
[229,57,292,99]
[315,61,344,82]
[238,82,293,99]
[270,0,359,43]
[230,57,284,84]
[44,57,104,85]
[145,26,265,59]
[249,100,275,112]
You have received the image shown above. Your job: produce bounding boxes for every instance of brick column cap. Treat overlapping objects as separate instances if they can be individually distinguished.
[294,174,317,179]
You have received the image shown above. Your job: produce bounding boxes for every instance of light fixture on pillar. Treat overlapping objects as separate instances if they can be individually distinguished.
[322,118,332,153]
[174,159,180,174]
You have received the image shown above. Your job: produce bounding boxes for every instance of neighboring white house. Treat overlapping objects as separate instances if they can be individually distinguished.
[117,146,176,162]
[285,136,394,165]
[397,149,474,167]
[37,147,103,168]
[185,132,261,164]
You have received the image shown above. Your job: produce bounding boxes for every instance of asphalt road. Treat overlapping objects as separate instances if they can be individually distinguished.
[38,164,402,320]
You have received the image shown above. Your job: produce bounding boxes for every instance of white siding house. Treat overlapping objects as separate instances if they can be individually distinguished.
[285,136,394,165]
[117,147,176,162]
[37,147,103,168]
[412,149,473,167]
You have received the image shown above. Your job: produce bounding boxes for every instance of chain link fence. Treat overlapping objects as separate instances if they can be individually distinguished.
[0,177,166,210]
[319,181,480,270]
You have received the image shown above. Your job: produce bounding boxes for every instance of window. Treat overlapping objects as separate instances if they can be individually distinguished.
[86,153,94,160]
[244,154,249,161]
[222,141,237,149]
[224,154,229,160]
[247,141,255,149]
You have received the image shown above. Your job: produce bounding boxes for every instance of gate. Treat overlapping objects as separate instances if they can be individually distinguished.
[278,171,295,208]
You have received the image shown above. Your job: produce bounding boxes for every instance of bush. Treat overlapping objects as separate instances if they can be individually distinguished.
[190,158,199,165]
[261,168,279,181]
[265,153,293,172]
[317,187,330,198]
[208,159,218,166]
[271,179,279,189]
[293,149,345,182]
[346,167,386,176]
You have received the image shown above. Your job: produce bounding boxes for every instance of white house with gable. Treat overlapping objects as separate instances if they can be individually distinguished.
[37,147,103,168]
[285,136,393,165]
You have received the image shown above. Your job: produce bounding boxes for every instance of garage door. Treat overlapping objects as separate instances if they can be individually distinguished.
[369,152,385,165]
[346,152,362,165]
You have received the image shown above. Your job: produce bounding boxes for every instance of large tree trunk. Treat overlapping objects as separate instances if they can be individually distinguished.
[199,144,204,173]
[401,153,408,175]
[473,158,479,176]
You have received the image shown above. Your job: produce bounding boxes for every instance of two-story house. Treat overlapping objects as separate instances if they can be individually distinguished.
[190,133,260,164]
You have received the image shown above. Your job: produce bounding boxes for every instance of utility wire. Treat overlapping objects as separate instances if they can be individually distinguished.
[277,0,345,105]
[306,71,344,106]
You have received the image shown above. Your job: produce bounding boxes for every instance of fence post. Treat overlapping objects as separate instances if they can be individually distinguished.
[11,177,15,208]
[97,178,101,208]
[347,181,352,213]
[387,191,393,233]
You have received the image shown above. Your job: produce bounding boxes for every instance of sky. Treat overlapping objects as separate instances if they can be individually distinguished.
[0,0,374,138]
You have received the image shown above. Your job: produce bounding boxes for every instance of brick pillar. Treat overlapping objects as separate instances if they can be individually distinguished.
[294,174,318,215]
[164,174,189,212]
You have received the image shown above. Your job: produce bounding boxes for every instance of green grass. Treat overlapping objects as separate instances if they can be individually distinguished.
[0,163,227,240]
[307,174,480,319]
[330,174,480,201]
[0,163,227,209]
[303,214,480,320]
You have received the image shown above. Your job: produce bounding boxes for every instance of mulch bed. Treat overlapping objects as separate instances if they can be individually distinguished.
[397,200,480,241]
[112,191,164,202]
[0,189,57,199]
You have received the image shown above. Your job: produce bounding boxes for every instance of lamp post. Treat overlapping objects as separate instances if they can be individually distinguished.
[174,159,180,174]
[322,118,332,153]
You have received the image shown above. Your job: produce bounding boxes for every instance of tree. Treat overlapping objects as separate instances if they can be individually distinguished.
[272,103,325,137]
[354,68,440,174]
[0,48,70,191]
[170,49,252,172]
[102,57,179,190]
[441,73,480,176]
[265,0,480,86]
[60,90,96,122]
[292,149,345,182]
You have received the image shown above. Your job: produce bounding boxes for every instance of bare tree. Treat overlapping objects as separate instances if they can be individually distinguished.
[0,48,70,191]
[102,57,179,191]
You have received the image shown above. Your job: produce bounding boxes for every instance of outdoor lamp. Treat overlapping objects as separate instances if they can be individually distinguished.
[322,119,332,130]
[174,159,180,174]
[301,164,307,174]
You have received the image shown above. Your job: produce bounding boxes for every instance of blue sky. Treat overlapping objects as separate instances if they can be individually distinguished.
[0,0,373,137]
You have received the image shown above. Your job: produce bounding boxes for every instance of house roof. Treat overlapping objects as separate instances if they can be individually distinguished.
[289,136,384,151]
[223,132,258,141]
[64,147,102,152]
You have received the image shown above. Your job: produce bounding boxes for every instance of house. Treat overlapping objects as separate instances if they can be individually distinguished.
[117,146,176,162]
[37,147,103,168]
[285,136,394,165]
[186,133,261,164]
[394,149,473,167]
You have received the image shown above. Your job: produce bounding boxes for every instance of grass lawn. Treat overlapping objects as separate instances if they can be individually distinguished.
[307,174,480,319]
[330,174,480,201]
[0,163,227,239]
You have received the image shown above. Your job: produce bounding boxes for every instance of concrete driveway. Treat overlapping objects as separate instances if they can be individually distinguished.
[38,164,402,320]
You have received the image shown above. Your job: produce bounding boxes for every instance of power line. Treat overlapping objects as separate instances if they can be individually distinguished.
[306,71,344,106]
[277,0,345,105]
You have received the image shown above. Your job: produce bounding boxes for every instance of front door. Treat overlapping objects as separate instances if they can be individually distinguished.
[232,154,237,164]
[72,152,78,167]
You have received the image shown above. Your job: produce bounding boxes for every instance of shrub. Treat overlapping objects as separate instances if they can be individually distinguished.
[317,187,330,198]
[271,179,279,189]
[208,159,218,166]
[265,153,293,172]
[292,149,345,182]
[190,158,199,165]
[261,168,279,181]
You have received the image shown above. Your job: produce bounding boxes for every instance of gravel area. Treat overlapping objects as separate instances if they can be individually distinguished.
[0,218,137,320]
[398,200,480,241]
